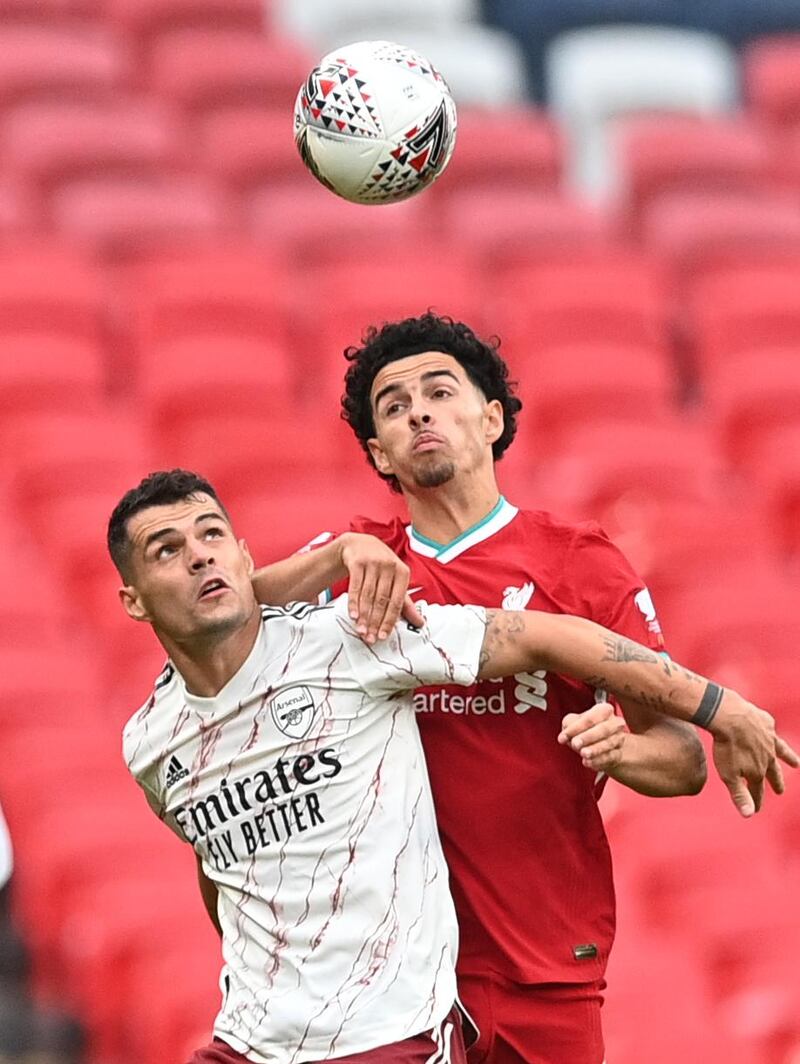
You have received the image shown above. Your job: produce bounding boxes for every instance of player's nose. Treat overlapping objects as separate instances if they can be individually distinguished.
[188,539,215,570]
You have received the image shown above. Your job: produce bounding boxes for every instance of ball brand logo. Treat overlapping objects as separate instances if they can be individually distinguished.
[270,686,316,740]
[502,582,535,611]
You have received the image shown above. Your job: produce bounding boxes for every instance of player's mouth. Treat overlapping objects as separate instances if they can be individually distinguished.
[412,432,445,453]
[198,576,230,600]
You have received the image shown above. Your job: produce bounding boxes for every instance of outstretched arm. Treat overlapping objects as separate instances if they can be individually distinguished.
[251,533,423,641]
[476,609,799,817]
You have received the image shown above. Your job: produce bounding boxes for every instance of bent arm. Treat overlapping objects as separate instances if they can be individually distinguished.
[605,699,707,796]
[196,854,222,937]
[476,609,797,816]
[251,536,346,606]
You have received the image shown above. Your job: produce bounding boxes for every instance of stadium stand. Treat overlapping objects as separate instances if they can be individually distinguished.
[2,2,800,1062]
[545,26,739,198]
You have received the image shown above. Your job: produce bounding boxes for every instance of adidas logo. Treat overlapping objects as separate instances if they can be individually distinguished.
[165,755,189,789]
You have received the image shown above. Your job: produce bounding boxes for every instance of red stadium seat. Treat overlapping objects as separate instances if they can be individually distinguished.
[109,0,264,55]
[2,99,188,198]
[689,260,800,375]
[707,349,800,469]
[534,418,724,521]
[489,247,670,359]
[0,25,129,108]
[656,562,800,673]
[0,176,37,233]
[198,106,308,193]
[431,106,562,200]
[124,244,293,356]
[248,181,428,259]
[0,0,102,21]
[0,242,109,343]
[744,35,800,129]
[516,342,676,457]
[148,29,313,116]
[641,190,800,282]
[743,424,800,558]
[616,114,775,234]
[50,173,233,253]
[141,332,293,451]
[235,469,406,565]
[440,188,611,270]
[0,333,106,424]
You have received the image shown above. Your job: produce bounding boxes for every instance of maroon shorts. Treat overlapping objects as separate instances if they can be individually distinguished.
[186,1004,467,1064]
[459,974,606,1064]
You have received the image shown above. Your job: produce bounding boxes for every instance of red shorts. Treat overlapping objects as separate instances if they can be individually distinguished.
[459,975,606,1064]
[186,1005,467,1064]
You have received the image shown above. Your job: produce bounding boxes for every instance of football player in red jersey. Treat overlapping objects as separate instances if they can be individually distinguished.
[251,313,797,1064]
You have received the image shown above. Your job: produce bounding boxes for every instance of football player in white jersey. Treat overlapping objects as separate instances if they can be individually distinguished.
[109,469,787,1064]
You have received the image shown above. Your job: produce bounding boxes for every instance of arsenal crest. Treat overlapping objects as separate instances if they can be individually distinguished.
[270,686,316,740]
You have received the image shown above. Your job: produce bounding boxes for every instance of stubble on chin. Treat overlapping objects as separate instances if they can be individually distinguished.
[413,459,456,488]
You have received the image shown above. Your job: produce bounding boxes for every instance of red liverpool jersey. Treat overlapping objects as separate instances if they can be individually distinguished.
[328,497,665,986]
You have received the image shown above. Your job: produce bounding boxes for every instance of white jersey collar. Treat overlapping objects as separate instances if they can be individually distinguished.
[406,496,518,564]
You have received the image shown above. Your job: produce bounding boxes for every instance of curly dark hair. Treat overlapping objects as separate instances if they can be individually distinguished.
[341,312,522,491]
[107,469,229,580]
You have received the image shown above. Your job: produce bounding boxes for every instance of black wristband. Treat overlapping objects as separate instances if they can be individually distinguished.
[691,682,724,730]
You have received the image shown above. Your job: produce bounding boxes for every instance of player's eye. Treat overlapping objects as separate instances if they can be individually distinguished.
[155,543,177,559]
[384,401,405,416]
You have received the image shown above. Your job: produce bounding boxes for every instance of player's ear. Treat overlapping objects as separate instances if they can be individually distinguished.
[484,399,504,446]
[239,539,255,577]
[120,584,151,623]
[367,437,394,476]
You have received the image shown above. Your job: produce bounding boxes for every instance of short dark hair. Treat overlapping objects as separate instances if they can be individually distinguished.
[107,469,228,580]
[341,312,522,491]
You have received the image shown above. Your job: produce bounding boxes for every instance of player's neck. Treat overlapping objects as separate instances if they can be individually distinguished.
[403,474,501,545]
[158,608,262,698]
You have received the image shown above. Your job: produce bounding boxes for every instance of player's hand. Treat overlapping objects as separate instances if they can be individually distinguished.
[338,533,424,643]
[709,691,800,818]
[558,702,627,772]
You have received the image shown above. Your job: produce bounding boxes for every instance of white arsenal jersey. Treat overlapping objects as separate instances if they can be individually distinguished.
[123,597,487,1064]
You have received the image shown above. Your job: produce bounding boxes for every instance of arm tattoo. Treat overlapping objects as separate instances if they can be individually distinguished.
[479,609,525,670]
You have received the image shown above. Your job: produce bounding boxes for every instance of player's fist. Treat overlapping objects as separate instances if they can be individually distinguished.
[558,702,627,772]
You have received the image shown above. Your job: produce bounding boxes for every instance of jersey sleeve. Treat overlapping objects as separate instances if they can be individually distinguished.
[332,596,487,695]
[567,523,666,652]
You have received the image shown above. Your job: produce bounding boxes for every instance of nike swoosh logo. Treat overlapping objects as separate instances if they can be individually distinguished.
[408,587,424,596]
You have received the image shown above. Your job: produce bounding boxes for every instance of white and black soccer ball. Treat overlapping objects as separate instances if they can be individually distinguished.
[293,40,457,205]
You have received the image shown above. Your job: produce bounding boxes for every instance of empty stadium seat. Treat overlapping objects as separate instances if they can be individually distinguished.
[440,188,610,268]
[689,260,800,373]
[533,418,725,521]
[0,176,37,233]
[707,349,800,468]
[50,173,233,252]
[109,0,265,55]
[744,34,800,127]
[546,26,739,199]
[1,99,188,199]
[431,106,562,200]
[742,424,800,557]
[140,332,294,452]
[0,242,109,343]
[124,244,294,357]
[616,115,775,232]
[248,181,427,258]
[148,29,313,115]
[272,0,479,49]
[0,25,130,108]
[0,334,106,423]
[642,190,800,281]
[235,469,406,564]
[489,247,670,358]
[516,342,676,456]
[197,106,306,192]
[657,562,800,672]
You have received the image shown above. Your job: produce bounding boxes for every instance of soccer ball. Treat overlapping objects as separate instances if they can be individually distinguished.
[293,40,457,205]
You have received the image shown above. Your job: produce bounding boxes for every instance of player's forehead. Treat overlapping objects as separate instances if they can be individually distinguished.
[370,351,467,403]
[127,493,227,548]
